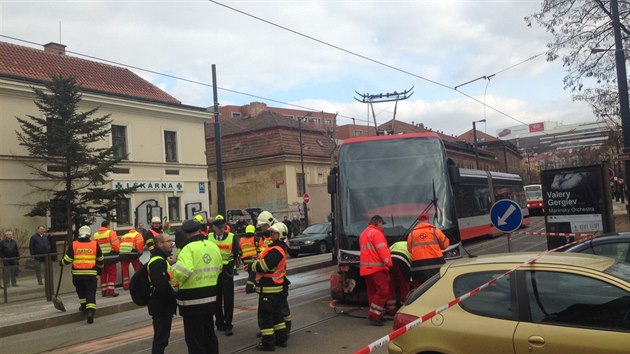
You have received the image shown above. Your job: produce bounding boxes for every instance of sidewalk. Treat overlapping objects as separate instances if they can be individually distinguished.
[612,198,630,232]
[0,253,335,338]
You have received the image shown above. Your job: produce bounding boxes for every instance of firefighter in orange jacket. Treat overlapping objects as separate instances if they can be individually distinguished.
[240,225,258,293]
[119,228,145,290]
[359,215,392,326]
[250,223,289,351]
[93,220,120,297]
[61,225,104,323]
[407,213,450,289]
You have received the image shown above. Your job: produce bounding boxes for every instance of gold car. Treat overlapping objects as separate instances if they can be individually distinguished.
[389,253,630,354]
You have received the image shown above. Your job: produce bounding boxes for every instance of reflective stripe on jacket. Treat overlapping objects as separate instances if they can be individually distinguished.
[63,239,104,276]
[257,236,273,253]
[119,230,144,258]
[240,236,257,260]
[407,222,449,262]
[389,241,412,269]
[359,225,392,276]
[171,237,222,316]
[208,232,234,264]
[93,228,120,264]
[253,244,286,293]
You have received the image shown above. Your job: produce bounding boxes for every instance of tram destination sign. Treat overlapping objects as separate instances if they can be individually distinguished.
[113,181,184,192]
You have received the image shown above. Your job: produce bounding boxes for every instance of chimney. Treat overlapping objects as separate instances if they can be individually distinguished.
[249,102,267,117]
[43,42,66,55]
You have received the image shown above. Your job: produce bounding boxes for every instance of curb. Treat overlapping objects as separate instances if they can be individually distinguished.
[1,259,336,338]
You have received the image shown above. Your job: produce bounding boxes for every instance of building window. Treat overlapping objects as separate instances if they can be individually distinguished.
[296,173,305,195]
[231,112,241,118]
[164,131,178,162]
[284,115,295,120]
[111,125,128,160]
[50,198,67,231]
[353,130,363,137]
[116,198,131,225]
[324,119,333,127]
[312,118,321,126]
[168,197,181,222]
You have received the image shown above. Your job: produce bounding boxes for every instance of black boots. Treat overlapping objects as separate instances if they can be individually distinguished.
[86,309,95,324]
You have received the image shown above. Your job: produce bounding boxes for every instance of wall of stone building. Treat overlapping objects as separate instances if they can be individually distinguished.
[0,79,210,233]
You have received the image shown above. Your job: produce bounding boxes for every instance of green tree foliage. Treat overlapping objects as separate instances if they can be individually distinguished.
[526,0,630,128]
[15,75,135,240]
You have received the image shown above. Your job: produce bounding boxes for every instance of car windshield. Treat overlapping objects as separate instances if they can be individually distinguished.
[604,261,630,283]
[299,224,329,235]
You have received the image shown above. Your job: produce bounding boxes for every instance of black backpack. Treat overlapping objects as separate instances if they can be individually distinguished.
[129,260,153,306]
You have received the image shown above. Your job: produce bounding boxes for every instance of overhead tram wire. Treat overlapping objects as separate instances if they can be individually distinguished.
[207,0,549,127]
[0,34,372,126]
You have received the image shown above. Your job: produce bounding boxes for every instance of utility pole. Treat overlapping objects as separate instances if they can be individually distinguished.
[473,119,486,170]
[212,64,226,216]
[298,112,312,227]
[611,0,630,219]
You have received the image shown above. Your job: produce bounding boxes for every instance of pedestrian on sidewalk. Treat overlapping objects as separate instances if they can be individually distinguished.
[29,225,56,286]
[61,225,104,324]
[250,223,289,351]
[359,215,392,326]
[147,233,177,354]
[172,219,222,354]
[208,214,240,336]
[1,229,20,287]
[119,228,144,290]
[94,221,120,297]
[408,213,449,289]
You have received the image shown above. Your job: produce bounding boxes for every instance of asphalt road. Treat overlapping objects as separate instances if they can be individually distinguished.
[7,216,548,354]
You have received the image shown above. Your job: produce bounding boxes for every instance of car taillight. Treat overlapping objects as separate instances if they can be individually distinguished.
[393,313,419,330]
[527,203,531,208]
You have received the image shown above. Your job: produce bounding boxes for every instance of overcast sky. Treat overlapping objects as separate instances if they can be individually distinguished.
[0,0,598,137]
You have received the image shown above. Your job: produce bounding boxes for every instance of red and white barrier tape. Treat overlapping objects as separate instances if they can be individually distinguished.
[510,231,594,238]
[353,235,594,354]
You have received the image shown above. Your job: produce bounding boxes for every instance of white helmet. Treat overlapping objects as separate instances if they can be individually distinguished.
[78,225,91,237]
[273,222,288,241]
[151,216,161,224]
[257,211,276,227]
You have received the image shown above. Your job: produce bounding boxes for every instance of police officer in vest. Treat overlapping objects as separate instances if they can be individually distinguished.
[172,219,223,354]
[249,223,289,351]
[240,224,258,294]
[147,233,177,354]
[208,214,240,336]
[61,226,104,324]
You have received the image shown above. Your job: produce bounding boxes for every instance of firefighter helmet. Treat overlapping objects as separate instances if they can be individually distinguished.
[257,211,276,227]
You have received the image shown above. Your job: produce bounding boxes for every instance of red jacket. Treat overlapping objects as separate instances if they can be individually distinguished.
[359,225,392,276]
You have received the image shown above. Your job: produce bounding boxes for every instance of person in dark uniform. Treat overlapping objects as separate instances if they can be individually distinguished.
[249,223,289,351]
[208,214,240,336]
[147,233,177,354]
[61,226,103,324]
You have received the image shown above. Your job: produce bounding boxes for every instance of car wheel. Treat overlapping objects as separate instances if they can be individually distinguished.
[288,251,299,258]
[317,241,328,254]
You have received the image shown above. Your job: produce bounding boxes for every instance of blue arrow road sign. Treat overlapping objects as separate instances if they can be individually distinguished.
[490,199,523,233]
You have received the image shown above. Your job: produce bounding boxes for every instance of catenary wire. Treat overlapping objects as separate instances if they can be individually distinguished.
[207,0,548,127]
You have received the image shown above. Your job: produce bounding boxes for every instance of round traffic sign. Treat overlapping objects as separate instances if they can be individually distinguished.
[303,193,310,204]
[489,199,523,233]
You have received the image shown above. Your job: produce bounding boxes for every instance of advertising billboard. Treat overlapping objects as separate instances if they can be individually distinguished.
[541,164,613,249]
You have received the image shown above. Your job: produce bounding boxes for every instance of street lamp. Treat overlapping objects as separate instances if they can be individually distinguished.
[298,112,312,227]
[472,119,486,170]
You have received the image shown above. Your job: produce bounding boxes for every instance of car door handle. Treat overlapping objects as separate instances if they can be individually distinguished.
[528,335,545,346]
